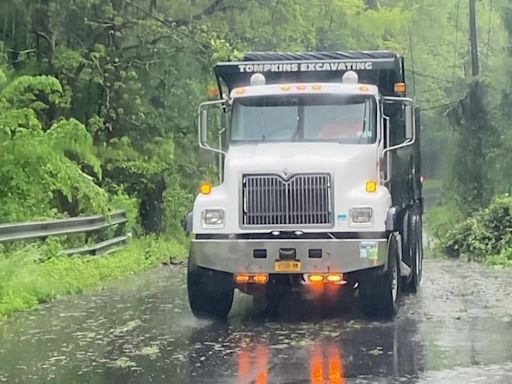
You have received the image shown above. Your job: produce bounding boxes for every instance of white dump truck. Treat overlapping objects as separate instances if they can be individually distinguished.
[186,51,423,320]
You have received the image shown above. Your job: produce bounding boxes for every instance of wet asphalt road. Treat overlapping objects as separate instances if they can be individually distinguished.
[0,259,511,384]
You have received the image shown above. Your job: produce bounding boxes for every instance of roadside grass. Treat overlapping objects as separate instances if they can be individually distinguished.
[426,195,512,267]
[0,237,188,318]
[422,178,443,192]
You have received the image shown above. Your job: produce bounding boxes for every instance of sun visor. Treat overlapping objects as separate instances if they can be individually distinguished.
[214,51,404,98]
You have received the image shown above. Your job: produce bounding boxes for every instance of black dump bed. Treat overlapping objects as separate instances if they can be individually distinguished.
[215,51,405,97]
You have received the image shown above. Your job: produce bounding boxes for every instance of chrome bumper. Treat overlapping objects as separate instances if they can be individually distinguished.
[190,238,388,274]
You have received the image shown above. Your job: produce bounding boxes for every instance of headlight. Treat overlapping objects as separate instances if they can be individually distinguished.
[350,207,373,224]
[202,209,225,228]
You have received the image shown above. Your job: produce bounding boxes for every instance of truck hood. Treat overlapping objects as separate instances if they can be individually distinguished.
[224,142,378,180]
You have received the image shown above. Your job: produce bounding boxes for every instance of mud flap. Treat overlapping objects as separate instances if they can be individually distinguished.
[400,261,411,278]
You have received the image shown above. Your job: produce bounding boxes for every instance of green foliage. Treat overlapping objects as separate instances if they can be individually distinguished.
[0,237,188,317]
[437,195,512,264]
[0,0,510,320]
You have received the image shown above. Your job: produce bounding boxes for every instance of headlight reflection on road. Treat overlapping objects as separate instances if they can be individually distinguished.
[236,341,345,384]
[310,343,345,384]
[237,344,269,384]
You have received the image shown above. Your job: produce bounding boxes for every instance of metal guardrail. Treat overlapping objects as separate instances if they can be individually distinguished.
[0,210,129,256]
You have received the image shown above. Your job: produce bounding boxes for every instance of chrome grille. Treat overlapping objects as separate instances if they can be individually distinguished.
[242,174,332,226]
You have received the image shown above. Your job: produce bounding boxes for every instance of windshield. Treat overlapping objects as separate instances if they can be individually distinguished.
[231,94,377,144]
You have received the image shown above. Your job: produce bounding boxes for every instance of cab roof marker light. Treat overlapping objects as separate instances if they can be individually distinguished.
[312,84,322,91]
[296,84,307,91]
[281,84,291,91]
[235,87,246,95]
[250,73,266,86]
[342,71,359,84]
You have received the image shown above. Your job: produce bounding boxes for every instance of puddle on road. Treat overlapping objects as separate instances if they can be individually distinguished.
[0,260,511,384]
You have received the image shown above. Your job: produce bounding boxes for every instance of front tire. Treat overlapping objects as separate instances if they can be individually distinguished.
[187,257,234,320]
[359,234,401,319]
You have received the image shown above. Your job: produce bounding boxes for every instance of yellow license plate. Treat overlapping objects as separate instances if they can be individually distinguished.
[275,261,301,272]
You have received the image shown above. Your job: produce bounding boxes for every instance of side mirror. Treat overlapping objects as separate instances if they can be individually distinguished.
[197,100,227,155]
[405,105,414,141]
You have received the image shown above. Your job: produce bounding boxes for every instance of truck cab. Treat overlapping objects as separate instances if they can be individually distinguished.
[187,51,423,320]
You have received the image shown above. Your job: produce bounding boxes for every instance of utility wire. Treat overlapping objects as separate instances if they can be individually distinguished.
[421,98,464,111]
[408,70,458,84]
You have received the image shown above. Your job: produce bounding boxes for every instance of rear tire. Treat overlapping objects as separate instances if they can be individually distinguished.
[359,234,401,319]
[187,257,234,320]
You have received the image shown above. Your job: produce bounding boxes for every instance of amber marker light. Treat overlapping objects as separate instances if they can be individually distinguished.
[207,85,219,98]
[281,84,291,91]
[296,84,307,91]
[235,87,246,95]
[234,274,250,284]
[199,181,213,195]
[253,274,269,284]
[366,181,378,193]
[394,82,406,94]
[308,274,325,283]
[326,274,345,283]
[359,85,369,92]
[312,84,322,91]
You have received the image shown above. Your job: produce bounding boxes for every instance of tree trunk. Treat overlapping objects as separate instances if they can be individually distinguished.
[139,178,166,234]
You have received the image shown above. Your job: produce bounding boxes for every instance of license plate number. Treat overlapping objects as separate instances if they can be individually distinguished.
[275,261,301,272]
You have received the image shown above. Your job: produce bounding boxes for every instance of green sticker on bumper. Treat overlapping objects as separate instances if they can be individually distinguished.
[360,241,378,260]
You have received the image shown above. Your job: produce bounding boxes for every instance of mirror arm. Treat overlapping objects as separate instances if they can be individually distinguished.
[198,100,227,156]
[380,97,417,184]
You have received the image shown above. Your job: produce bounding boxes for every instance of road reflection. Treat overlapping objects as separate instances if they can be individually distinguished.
[309,343,344,384]
[237,344,269,384]
[234,342,345,384]
[188,311,425,384]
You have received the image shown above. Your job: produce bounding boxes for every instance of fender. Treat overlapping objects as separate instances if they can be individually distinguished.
[385,206,401,232]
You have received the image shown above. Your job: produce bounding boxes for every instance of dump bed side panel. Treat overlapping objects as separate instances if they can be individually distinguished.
[215,51,404,96]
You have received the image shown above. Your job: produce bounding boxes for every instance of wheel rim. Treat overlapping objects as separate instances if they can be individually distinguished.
[391,258,398,302]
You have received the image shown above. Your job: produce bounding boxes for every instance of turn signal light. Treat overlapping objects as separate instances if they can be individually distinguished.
[366,181,377,193]
[199,181,213,195]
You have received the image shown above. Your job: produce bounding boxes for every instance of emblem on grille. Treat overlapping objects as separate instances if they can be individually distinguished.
[281,167,290,178]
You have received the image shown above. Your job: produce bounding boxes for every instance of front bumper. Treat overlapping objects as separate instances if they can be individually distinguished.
[190,238,388,274]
